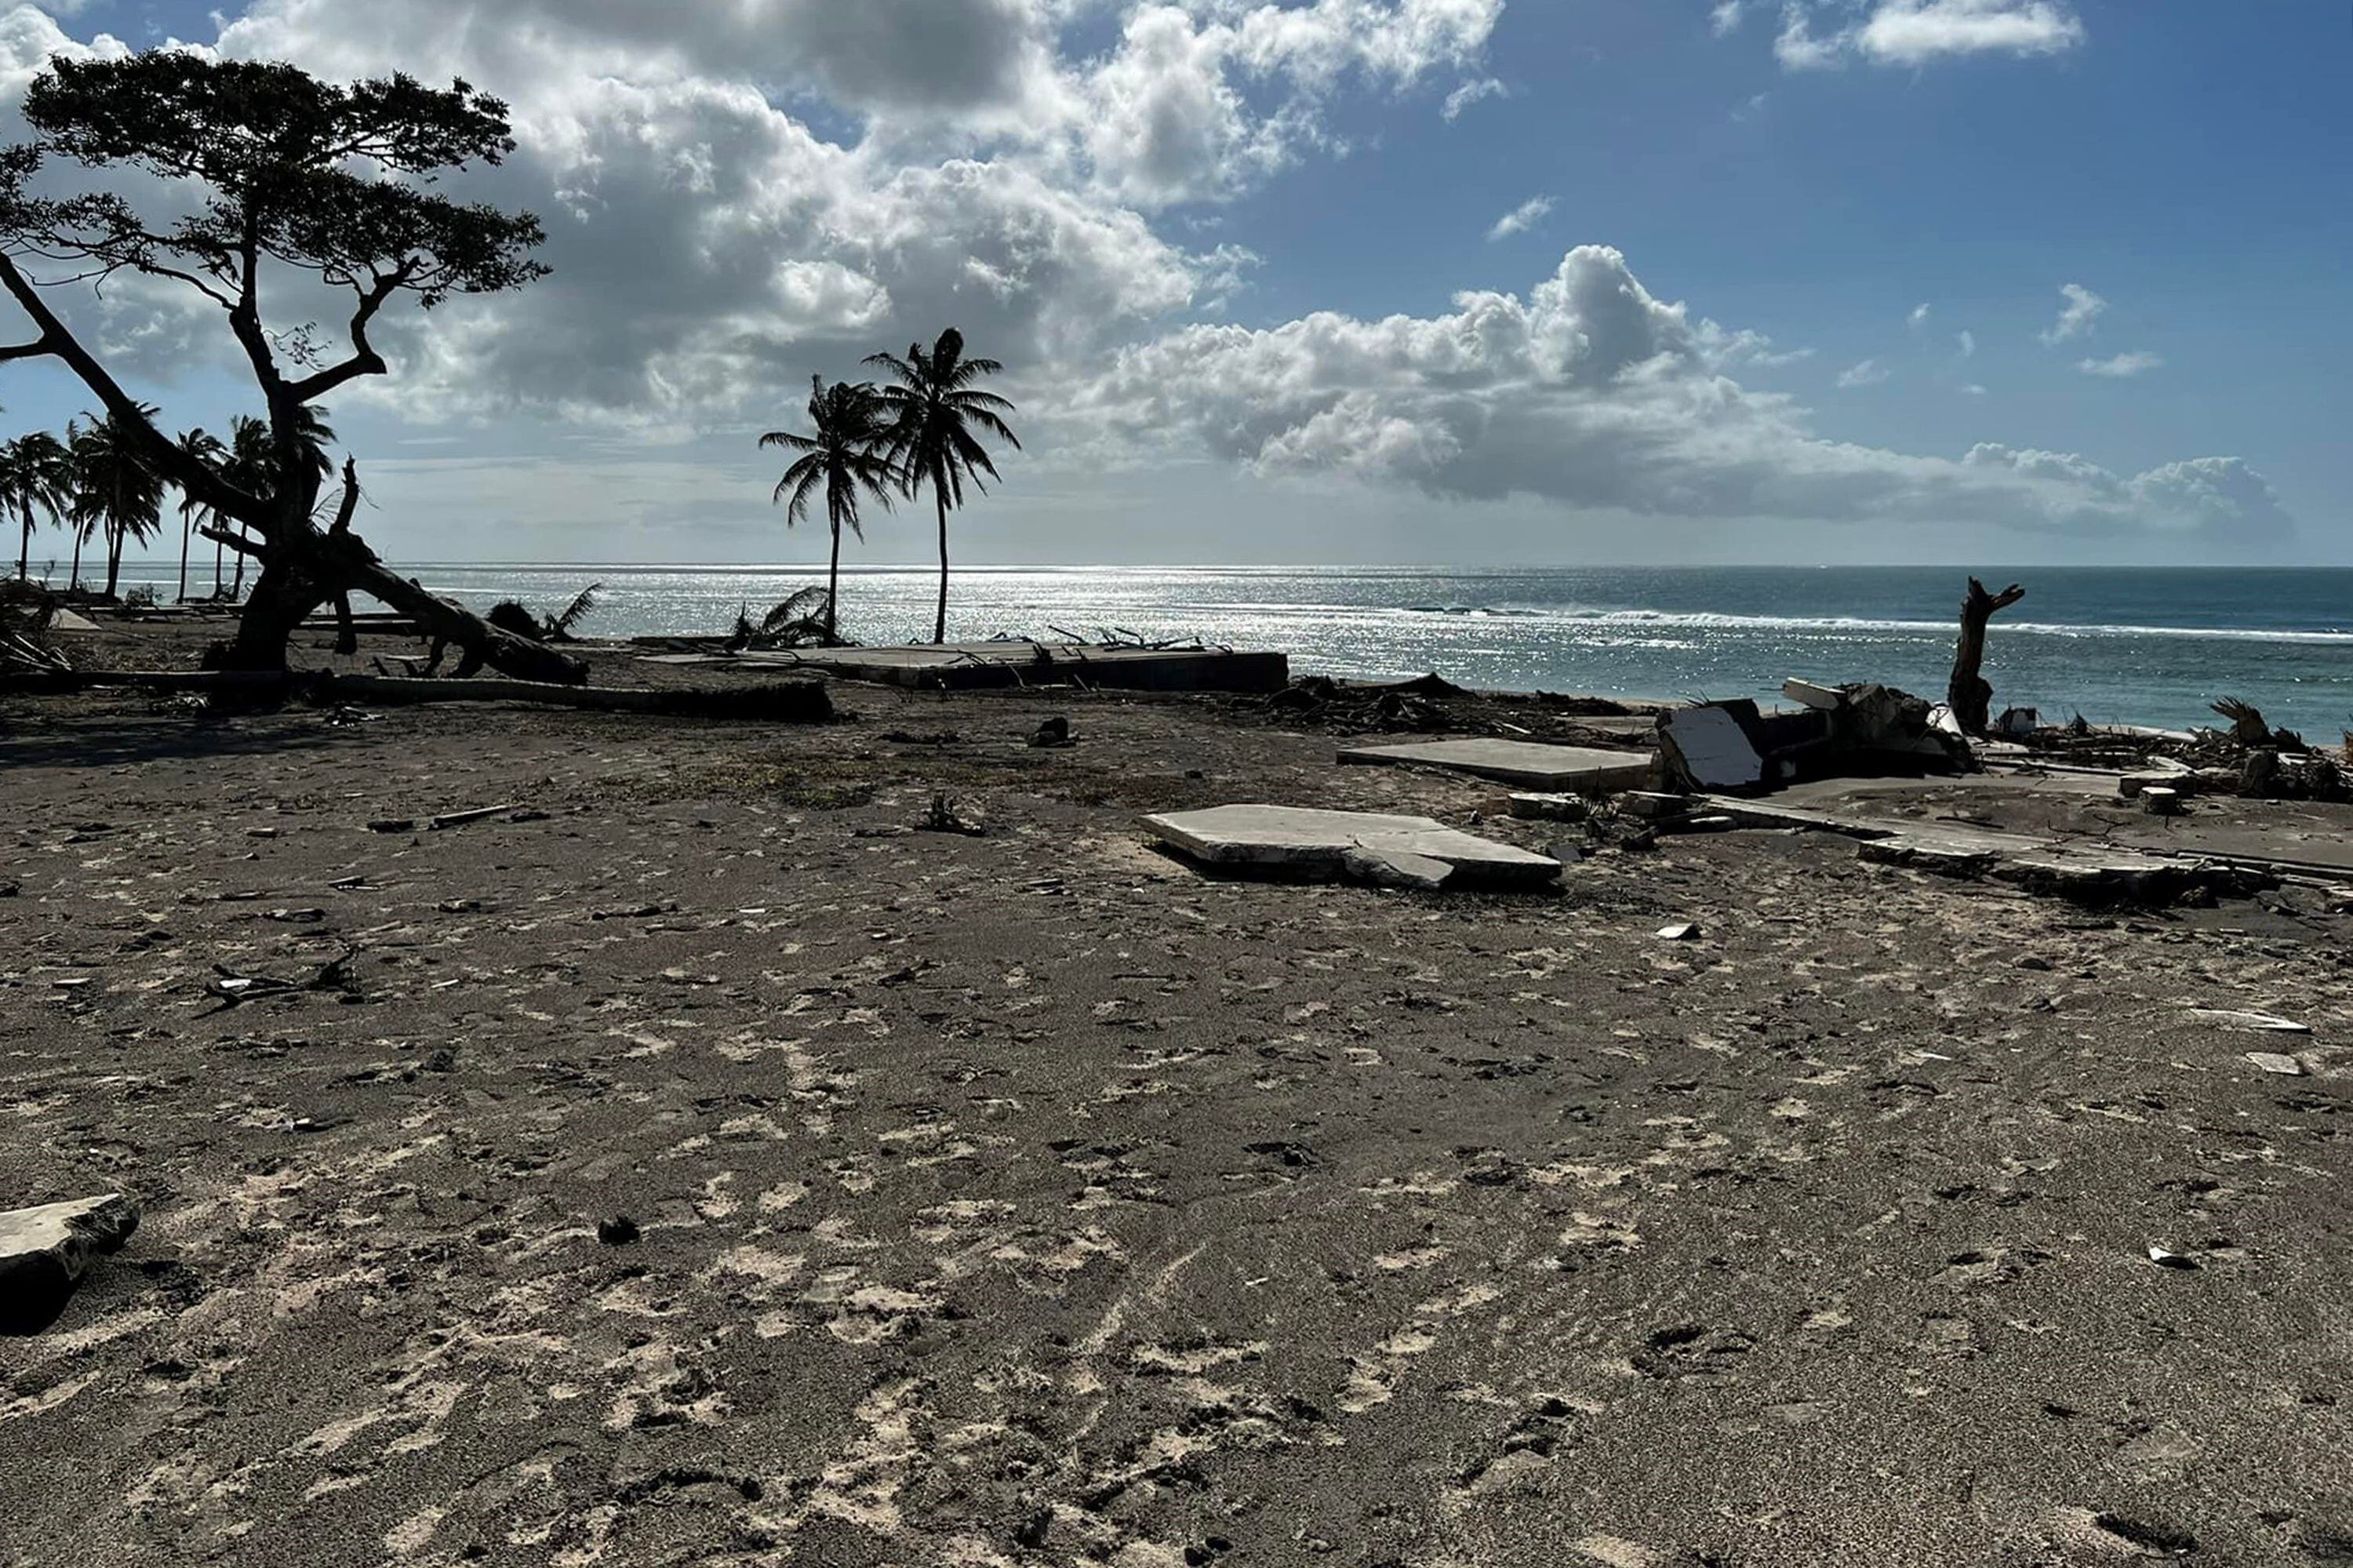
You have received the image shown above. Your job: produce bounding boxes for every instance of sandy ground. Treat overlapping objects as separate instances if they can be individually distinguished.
[5,630,2353,1566]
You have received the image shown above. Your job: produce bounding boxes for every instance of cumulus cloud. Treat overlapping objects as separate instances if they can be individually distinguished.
[38,0,1482,424]
[1072,245,2291,542]
[1486,194,1553,241]
[1835,358,1889,387]
[2038,281,2105,344]
[1711,2,1747,36]
[1955,328,1975,358]
[1907,301,1932,328]
[1773,0,2085,70]
[2078,350,2162,378]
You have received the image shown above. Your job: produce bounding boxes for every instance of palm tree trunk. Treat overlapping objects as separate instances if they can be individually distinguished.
[826,515,842,646]
[177,511,192,602]
[231,522,248,598]
[68,522,82,594]
[16,503,29,582]
[213,529,224,597]
[104,520,123,599]
[932,486,949,646]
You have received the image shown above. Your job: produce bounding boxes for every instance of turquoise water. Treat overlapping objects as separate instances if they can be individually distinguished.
[108,562,2353,737]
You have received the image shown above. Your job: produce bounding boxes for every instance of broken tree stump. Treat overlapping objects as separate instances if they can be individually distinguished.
[1948,577,2026,737]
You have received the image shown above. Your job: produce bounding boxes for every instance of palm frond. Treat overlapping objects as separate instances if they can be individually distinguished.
[549,582,602,638]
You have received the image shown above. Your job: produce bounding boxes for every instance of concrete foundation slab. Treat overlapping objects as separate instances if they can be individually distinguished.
[1141,805,1562,890]
[1659,706,1764,791]
[1,1193,138,1334]
[1336,738,1654,792]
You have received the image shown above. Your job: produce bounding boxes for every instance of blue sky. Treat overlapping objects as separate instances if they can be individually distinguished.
[2,0,2346,567]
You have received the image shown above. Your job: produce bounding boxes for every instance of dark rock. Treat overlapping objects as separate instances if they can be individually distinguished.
[598,1215,641,1246]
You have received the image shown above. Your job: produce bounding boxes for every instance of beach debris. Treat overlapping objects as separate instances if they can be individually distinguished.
[1504,791,1589,821]
[1141,805,1562,891]
[1655,813,1737,835]
[1030,715,1073,748]
[1656,922,1702,941]
[2191,1008,2311,1035]
[1657,704,1764,791]
[597,1215,641,1246]
[489,583,602,644]
[2246,1051,2305,1076]
[592,902,676,920]
[1,1193,140,1334]
[428,802,522,831]
[1948,577,2027,736]
[919,793,987,835]
[367,817,416,833]
[2140,786,2183,817]
[1617,791,1693,820]
[1338,737,1654,792]
[1782,677,1842,711]
[2210,696,2303,751]
[2145,1245,2201,1272]
[1993,706,2040,738]
[1342,846,1453,890]
[1548,841,1585,866]
[202,947,359,1009]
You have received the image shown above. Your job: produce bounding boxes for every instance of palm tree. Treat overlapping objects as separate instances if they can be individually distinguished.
[69,407,166,600]
[0,431,72,583]
[759,376,898,646]
[865,329,1020,644]
[173,427,227,602]
[218,407,336,598]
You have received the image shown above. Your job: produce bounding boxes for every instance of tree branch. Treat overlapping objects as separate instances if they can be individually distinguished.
[285,265,408,403]
[197,524,265,558]
[0,336,53,362]
[328,457,360,534]
[0,252,272,529]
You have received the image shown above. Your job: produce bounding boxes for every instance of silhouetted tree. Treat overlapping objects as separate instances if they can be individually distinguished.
[866,329,1019,645]
[760,375,897,646]
[0,53,574,678]
[70,406,165,598]
[173,427,226,601]
[0,429,71,582]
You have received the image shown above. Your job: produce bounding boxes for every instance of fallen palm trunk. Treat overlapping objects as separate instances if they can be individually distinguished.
[0,668,831,722]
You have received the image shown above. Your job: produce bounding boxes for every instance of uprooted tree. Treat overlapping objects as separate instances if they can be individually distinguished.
[0,53,583,682]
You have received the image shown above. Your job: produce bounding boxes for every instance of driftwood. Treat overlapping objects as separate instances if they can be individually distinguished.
[0,668,832,722]
[1947,577,2026,737]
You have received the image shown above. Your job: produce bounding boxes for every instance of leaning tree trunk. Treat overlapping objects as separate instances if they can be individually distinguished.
[67,523,83,594]
[177,513,191,602]
[1948,576,2026,737]
[16,504,29,581]
[932,488,949,646]
[103,522,123,599]
[212,525,586,684]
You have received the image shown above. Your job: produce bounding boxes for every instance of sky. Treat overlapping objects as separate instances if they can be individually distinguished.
[0,0,2346,569]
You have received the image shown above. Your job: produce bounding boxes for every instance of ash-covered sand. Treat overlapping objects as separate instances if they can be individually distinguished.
[5,648,2353,1566]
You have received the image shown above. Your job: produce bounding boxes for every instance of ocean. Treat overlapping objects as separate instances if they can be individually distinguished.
[111,562,2353,738]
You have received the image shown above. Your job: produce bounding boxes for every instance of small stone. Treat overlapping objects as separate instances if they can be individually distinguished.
[598,1215,641,1246]
[2246,1051,2304,1076]
[2146,1245,2201,1271]
[1656,922,1701,941]
[1030,716,1072,748]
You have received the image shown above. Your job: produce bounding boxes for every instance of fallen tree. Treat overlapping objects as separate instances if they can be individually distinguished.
[0,53,582,683]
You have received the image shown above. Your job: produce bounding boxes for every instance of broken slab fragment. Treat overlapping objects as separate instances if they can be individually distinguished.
[1337,738,1654,793]
[1141,805,1562,890]
[1782,677,1844,711]
[1,1193,139,1334]
[1657,706,1764,792]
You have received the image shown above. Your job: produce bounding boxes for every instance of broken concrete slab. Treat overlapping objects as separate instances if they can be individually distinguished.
[1504,792,1589,822]
[1658,706,1763,791]
[2246,1051,2306,1076]
[1783,678,1843,711]
[1,1193,139,1334]
[1857,828,2274,905]
[1141,805,1562,890]
[1336,738,1654,793]
[2192,1009,2311,1035]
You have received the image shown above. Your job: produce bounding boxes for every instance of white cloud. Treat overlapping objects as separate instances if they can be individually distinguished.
[1711,2,1747,36]
[2078,350,2162,378]
[1073,246,2291,542]
[1441,75,1506,119]
[1773,0,2085,70]
[1955,328,1975,358]
[1907,301,1932,328]
[1486,194,1553,242]
[2039,281,2106,344]
[1835,358,1889,387]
